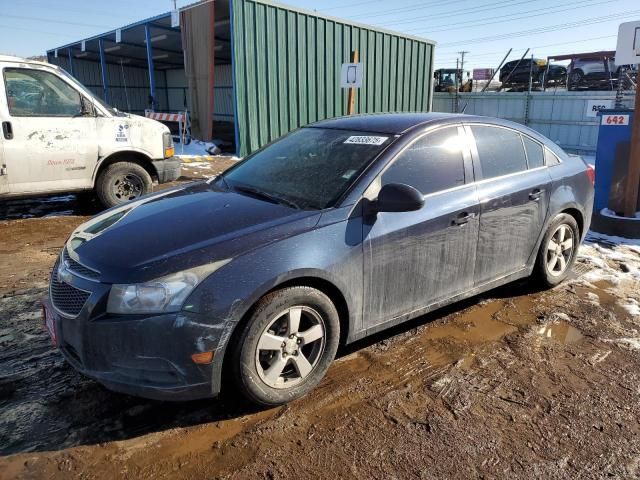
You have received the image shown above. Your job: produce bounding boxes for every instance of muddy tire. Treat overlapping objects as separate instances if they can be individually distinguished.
[231,286,340,406]
[535,213,580,288]
[96,162,152,208]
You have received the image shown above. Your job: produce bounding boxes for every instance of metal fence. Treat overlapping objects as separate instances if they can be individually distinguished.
[433,90,636,155]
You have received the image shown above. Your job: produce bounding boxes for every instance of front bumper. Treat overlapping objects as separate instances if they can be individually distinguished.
[46,290,226,401]
[153,156,182,184]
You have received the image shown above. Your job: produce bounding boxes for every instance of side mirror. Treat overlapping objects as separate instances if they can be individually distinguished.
[80,96,93,116]
[372,183,424,213]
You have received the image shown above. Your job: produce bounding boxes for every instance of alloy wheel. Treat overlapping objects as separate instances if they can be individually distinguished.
[255,306,326,389]
[546,224,574,277]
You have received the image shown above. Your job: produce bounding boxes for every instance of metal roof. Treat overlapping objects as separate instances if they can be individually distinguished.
[46,11,186,69]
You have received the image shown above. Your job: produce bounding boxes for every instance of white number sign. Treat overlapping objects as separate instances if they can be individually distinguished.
[340,63,363,88]
[615,21,640,65]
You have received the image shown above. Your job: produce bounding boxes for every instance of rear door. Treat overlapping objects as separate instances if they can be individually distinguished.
[363,125,479,327]
[1,66,98,194]
[467,124,551,286]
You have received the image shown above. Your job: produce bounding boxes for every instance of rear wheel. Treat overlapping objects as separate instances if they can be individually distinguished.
[231,286,340,406]
[568,70,583,91]
[96,162,153,208]
[535,213,579,287]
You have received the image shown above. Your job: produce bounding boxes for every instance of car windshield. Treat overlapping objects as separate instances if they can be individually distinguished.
[218,127,393,210]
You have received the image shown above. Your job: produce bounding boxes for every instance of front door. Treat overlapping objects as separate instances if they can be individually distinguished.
[1,66,98,194]
[468,124,552,285]
[363,126,480,328]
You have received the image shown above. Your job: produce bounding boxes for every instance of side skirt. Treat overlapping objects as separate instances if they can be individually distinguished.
[347,267,532,343]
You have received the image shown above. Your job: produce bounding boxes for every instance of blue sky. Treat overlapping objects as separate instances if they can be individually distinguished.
[1,0,638,71]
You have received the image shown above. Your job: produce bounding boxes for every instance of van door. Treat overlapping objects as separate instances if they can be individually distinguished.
[1,66,98,194]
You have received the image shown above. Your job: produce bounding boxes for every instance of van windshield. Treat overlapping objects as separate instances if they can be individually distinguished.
[217,127,393,210]
[58,68,125,116]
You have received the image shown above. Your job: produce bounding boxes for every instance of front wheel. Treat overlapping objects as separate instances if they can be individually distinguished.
[231,286,340,406]
[96,162,153,208]
[534,213,580,287]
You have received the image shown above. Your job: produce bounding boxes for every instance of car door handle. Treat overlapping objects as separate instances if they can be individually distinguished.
[452,212,476,226]
[529,188,544,201]
[2,121,13,140]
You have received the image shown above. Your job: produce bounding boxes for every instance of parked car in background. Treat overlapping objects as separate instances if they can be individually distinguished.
[0,56,181,208]
[500,58,566,89]
[43,113,594,406]
[567,56,636,90]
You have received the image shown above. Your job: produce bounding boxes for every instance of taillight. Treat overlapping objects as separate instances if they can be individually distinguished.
[586,165,595,185]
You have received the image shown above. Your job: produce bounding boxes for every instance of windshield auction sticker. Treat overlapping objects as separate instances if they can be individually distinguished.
[344,136,389,145]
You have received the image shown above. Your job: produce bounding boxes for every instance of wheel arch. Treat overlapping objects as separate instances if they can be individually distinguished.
[559,207,584,238]
[93,151,158,186]
[219,273,351,378]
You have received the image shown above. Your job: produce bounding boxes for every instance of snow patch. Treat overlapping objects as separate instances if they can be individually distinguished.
[620,299,640,316]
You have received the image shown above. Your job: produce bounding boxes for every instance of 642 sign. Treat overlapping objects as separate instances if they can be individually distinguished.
[601,114,630,126]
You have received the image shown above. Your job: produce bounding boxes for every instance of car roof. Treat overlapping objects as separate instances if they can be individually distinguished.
[307,112,468,134]
[306,112,555,147]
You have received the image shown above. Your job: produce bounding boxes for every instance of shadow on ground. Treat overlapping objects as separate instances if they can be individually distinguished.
[0,277,538,456]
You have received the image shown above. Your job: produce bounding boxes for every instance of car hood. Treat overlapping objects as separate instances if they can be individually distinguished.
[69,181,321,283]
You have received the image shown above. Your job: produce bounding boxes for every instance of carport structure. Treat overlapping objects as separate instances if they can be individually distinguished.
[48,0,435,156]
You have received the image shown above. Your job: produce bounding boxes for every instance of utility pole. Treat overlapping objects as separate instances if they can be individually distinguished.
[623,68,640,217]
[458,51,469,74]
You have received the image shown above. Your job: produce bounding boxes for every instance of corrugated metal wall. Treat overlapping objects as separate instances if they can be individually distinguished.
[433,91,636,154]
[231,0,435,156]
[50,57,172,114]
[214,64,234,122]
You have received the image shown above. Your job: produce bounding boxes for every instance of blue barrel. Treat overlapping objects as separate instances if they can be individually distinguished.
[594,109,635,212]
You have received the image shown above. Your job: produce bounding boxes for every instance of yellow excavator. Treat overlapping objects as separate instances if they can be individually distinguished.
[433,69,473,92]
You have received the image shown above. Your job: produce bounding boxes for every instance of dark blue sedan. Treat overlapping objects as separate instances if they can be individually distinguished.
[45,113,594,405]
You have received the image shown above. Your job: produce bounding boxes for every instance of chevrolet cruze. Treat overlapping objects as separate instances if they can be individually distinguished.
[44,113,594,406]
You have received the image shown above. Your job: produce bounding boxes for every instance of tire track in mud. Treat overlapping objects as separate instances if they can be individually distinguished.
[1,243,640,478]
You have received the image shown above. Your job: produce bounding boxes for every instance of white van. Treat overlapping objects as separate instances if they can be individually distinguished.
[0,56,180,208]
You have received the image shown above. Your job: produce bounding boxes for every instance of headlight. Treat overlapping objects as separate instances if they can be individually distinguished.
[163,131,174,158]
[106,262,228,314]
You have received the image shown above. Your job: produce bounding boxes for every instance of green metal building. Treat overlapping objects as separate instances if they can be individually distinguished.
[48,0,436,157]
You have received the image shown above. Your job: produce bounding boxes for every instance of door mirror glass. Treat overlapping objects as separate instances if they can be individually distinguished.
[374,183,424,213]
[80,97,94,116]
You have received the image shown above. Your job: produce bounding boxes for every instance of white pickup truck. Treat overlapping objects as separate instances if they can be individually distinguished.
[0,55,181,208]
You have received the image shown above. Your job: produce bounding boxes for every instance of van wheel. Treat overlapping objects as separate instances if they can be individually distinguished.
[96,162,152,208]
[231,286,340,406]
[534,213,579,287]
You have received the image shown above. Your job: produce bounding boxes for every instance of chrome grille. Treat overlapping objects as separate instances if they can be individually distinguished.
[50,260,91,317]
[63,248,100,280]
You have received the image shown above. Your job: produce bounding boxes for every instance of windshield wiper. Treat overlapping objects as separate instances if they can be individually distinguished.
[232,184,301,210]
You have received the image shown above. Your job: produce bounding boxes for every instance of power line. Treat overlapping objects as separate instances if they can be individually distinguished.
[435,34,618,61]
[354,0,478,20]
[318,0,386,11]
[0,14,112,29]
[438,10,638,48]
[383,0,536,27]
[403,0,616,35]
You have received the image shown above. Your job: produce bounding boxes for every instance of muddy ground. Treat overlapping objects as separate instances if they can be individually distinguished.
[1,160,640,479]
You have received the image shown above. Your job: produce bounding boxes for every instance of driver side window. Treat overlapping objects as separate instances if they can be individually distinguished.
[4,68,82,117]
[381,126,467,196]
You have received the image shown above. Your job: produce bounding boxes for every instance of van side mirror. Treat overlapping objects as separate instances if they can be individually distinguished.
[80,96,93,116]
[371,183,424,213]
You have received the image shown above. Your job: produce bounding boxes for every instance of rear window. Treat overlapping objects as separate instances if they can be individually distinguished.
[522,136,545,169]
[471,126,528,179]
[544,147,562,166]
